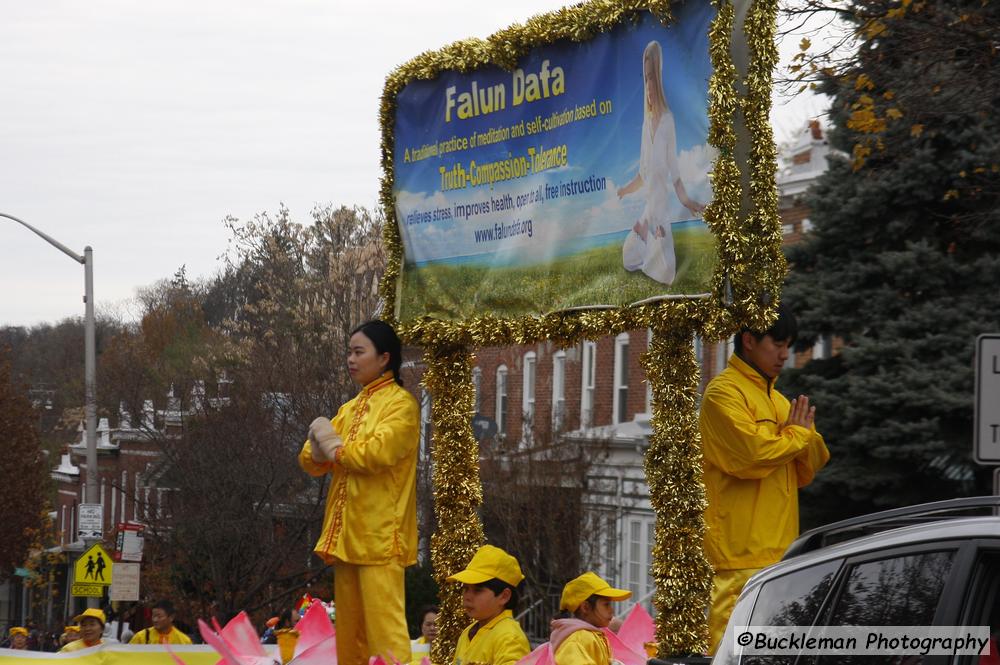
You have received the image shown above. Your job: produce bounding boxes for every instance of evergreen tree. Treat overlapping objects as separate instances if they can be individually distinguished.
[782,0,1000,525]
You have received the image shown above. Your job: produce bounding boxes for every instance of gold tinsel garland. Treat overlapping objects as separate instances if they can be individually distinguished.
[643,321,714,655]
[377,0,787,657]
[421,345,485,665]
[741,0,785,332]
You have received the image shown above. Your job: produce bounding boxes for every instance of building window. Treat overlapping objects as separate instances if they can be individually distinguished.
[581,341,597,428]
[420,390,432,459]
[552,351,566,430]
[613,333,630,424]
[717,337,734,375]
[472,367,482,414]
[601,511,617,582]
[120,470,128,524]
[522,352,536,422]
[624,515,656,612]
[784,340,797,369]
[812,335,832,360]
[496,365,508,437]
[645,329,653,413]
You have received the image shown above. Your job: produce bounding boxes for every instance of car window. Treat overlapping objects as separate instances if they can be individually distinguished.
[817,550,955,665]
[958,549,1000,665]
[714,559,841,665]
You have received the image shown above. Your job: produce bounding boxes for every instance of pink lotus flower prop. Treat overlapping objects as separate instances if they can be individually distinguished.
[603,603,655,665]
[287,602,337,663]
[164,602,337,665]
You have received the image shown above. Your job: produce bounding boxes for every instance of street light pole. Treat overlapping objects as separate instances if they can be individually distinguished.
[0,212,98,513]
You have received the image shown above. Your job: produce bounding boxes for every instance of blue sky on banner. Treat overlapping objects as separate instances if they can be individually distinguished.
[394,1,715,267]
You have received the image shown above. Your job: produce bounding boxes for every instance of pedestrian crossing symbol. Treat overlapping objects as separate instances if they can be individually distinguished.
[74,543,113,586]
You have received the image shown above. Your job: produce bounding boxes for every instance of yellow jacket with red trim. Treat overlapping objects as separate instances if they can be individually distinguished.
[454,610,530,665]
[298,373,419,566]
[700,353,830,570]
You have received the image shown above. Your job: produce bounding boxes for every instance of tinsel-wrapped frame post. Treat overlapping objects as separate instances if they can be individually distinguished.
[421,344,485,665]
[642,323,713,655]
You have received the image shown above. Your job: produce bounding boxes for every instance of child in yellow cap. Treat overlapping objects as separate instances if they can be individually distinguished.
[550,572,631,665]
[8,627,29,650]
[59,625,80,648]
[447,545,530,665]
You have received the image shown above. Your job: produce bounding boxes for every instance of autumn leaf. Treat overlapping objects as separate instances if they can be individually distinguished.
[855,73,875,91]
[864,19,888,38]
[910,124,924,137]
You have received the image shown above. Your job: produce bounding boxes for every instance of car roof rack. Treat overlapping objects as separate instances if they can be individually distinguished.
[784,495,1000,559]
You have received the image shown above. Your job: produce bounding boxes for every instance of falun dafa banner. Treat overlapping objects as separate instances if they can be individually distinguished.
[392,0,717,321]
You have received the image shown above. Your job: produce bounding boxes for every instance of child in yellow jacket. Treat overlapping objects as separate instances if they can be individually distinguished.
[551,572,632,665]
[448,545,530,665]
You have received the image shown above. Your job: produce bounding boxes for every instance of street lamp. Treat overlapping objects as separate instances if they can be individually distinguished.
[0,212,98,513]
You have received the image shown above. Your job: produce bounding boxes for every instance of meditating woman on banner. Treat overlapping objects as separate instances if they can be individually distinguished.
[618,40,705,286]
[299,320,419,665]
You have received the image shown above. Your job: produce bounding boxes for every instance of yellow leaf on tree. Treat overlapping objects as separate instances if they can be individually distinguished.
[883,90,895,100]
[799,37,812,50]
[910,124,924,137]
[886,108,903,120]
[864,20,888,38]
[943,189,959,201]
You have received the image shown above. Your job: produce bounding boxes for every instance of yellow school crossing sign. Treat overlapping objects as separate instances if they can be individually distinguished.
[72,543,113,597]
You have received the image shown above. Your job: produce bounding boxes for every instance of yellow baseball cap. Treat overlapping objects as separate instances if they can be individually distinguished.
[560,572,631,611]
[73,608,106,627]
[9,627,28,637]
[447,545,524,586]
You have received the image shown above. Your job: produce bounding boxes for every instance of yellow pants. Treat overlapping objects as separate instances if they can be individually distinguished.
[334,560,412,665]
[708,567,758,655]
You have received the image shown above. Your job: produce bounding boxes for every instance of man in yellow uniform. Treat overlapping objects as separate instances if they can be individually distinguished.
[552,572,631,665]
[129,599,193,645]
[60,609,106,652]
[700,305,829,653]
[448,545,530,665]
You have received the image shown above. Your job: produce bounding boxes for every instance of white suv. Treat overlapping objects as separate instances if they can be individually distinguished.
[709,496,1000,665]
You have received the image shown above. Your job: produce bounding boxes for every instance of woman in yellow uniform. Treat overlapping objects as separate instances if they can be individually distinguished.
[60,609,106,652]
[551,572,631,665]
[299,320,419,665]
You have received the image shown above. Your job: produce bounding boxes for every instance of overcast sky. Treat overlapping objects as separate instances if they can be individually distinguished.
[1,1,829,326]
